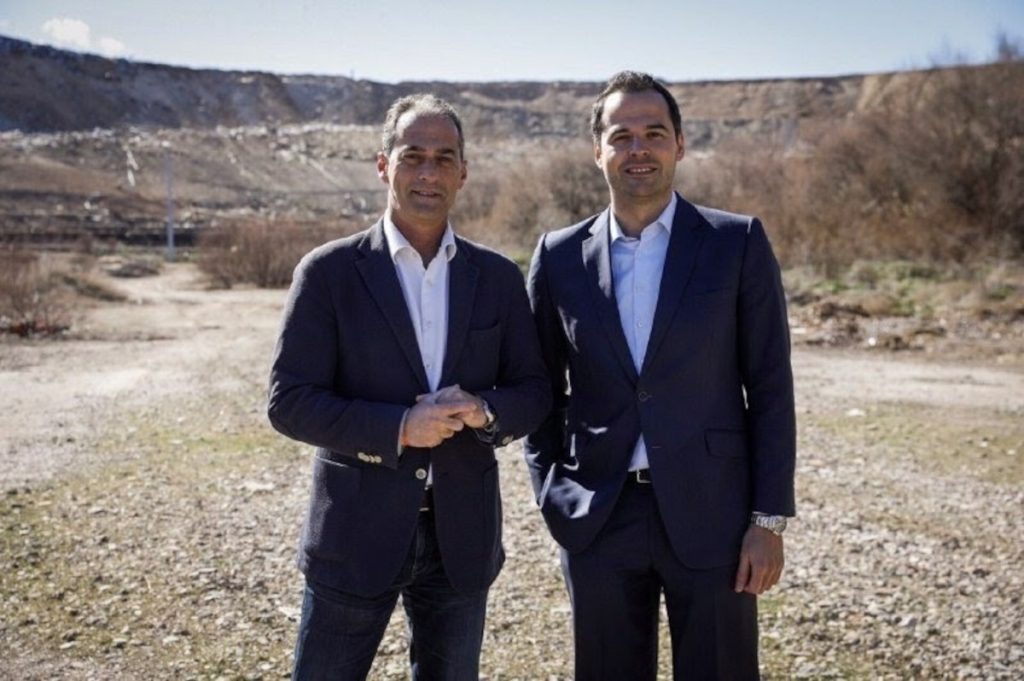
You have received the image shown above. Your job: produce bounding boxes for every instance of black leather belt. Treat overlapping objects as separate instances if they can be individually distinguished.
[627,468,652,484]
[419,487,434,512]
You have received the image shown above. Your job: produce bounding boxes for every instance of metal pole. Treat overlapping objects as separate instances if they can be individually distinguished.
[163,142,176,262]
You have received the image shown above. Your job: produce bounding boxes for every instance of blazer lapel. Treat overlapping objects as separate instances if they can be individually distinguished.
[583,210,639,385]
[440,240,479,385]
[642,196,705,374]
[355,220,430,392]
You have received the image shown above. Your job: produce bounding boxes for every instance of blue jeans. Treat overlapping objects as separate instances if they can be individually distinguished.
[291,510,488,681]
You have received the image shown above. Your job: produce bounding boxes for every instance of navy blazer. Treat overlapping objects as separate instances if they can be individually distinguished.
[268,220,551,596]
[525,195,796,569]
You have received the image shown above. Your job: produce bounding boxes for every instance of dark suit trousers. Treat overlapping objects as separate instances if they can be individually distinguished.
[292,510,487,681]
[561,481,759,681]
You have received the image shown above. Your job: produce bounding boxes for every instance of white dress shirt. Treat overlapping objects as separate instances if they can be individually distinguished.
[384,215,456,393]
[610,193,677,472]
[384,216,456,478]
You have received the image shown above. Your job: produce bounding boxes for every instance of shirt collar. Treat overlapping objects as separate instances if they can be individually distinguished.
[383,213,458,264]
[609,192,678,243]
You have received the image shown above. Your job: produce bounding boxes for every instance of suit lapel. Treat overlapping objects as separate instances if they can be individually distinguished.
[440,240,479,385]
[642,196,705,374]
[583,210,639,385]
[355,221,430,392]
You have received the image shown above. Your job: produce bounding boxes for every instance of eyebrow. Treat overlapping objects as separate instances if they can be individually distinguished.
[608,122,670,135]
[401,144,459,156]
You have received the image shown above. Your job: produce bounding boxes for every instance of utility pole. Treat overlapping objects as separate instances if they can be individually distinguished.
[162,141,176,262]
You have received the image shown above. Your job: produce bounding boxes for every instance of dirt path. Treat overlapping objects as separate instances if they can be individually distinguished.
[0,264,284,487]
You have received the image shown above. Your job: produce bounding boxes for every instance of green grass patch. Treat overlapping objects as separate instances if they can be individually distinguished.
[1,398,307,677]
[806,402,1024,485]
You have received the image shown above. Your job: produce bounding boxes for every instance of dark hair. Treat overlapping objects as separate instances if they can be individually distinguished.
[590,71,682,141]
[381,94,465,158]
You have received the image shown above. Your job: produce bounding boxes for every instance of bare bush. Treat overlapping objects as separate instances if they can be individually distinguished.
[197,219,354,288]
[675,54,1024,273]
[0,247,72,336]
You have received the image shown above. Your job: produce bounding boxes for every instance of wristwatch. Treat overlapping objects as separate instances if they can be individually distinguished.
[750,513,787,535]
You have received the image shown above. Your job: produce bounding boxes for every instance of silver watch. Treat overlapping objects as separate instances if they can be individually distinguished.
[750,513,787,535]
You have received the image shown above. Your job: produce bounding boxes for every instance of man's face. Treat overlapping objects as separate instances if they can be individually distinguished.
[594,89,684,206]
[377,112,467,231]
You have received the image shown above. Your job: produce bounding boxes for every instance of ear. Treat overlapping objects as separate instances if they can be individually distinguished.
[376,152,389,184]
[458,159,468,189]
[593,141,603,167]
[675,133,686,162]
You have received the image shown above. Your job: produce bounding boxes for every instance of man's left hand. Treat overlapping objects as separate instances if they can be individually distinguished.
[418,384,488,429]
[733,526,784,595]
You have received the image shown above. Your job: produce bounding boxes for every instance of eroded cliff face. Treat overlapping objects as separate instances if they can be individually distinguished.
[1,34,876,141]
[0,34,1001,245]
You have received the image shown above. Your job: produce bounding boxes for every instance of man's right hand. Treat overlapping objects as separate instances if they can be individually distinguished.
[400,400,476,448]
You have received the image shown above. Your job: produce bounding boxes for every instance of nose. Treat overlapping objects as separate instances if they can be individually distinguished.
[417,159,440,181]
[628,137,649,156]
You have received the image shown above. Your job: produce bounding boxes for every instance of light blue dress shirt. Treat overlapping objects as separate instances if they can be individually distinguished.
[609,193,677,472]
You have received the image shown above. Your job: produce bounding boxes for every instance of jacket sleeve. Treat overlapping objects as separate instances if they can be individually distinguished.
[476,260,553,449]
[267,253,407,469]
[523,233,570,501]
[737,218,797,516]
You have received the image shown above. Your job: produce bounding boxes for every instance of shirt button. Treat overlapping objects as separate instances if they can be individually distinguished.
[415,468,427,480]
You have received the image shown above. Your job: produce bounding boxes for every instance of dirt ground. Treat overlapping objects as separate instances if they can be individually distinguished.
[2,263,1022,679]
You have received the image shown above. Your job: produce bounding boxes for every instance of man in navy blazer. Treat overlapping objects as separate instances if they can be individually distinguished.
[269,94,550,680]
[526,72,796,679]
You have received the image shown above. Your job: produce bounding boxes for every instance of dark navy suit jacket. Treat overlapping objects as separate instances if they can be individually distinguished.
[268,220,550,597]
[525,195,796,568]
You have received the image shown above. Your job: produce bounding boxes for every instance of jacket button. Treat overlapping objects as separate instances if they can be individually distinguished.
[357,452,369,461]
[415,468,427,480]
[501,435,512,446]
[638,391,651,402]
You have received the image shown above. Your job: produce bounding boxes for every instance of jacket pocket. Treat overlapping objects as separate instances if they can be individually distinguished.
[704,429,748,459]
[302,456,362,561]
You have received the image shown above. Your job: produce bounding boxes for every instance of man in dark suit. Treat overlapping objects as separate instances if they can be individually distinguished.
[268,94,550,680]
[526,71,796,680]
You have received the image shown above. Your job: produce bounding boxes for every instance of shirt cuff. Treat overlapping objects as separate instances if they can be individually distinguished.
[396,408,410,456]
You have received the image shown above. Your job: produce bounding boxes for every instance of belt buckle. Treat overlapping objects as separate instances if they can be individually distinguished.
[633,468,652,484]
[419,488,433,512]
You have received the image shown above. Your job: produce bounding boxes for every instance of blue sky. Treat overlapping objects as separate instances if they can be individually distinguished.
[1,1,1021,82]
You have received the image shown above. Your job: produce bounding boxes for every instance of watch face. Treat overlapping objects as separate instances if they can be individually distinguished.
[754,515,786,534]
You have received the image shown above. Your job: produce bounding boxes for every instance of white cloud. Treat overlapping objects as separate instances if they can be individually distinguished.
[40,16,128,58]
[41,16,92,50]
[0,20,12,31]
[96,36,127,58]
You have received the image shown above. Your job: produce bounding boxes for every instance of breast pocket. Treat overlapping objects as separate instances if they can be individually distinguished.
[460,323,501,387]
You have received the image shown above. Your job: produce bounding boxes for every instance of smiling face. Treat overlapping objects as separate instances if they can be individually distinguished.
[377,111,467,234]
[594,89,685,211]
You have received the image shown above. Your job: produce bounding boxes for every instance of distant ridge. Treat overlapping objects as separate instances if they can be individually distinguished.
[1,33,896,146]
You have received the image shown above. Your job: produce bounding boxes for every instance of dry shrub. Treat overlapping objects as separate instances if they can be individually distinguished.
[197,219,355,288]
[678,57,1024,274]
[458,145,606,261]
[0,246,72,336]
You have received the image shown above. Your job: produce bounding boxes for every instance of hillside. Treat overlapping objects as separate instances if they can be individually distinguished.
[0,34,1017,250]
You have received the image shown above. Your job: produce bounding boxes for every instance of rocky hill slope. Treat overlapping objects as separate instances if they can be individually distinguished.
[0,34,996,246]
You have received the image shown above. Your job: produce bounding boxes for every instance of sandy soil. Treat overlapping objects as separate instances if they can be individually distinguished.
[2,264,1020,489]
[0,264,284,487]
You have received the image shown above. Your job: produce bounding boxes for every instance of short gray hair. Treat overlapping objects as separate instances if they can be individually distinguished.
[381,94,465,158]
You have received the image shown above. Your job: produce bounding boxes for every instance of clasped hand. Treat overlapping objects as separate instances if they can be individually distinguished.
[400,384,487,449]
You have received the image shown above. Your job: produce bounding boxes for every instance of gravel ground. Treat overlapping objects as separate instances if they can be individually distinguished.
[1,264,1022,679]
